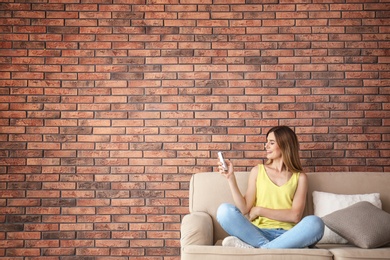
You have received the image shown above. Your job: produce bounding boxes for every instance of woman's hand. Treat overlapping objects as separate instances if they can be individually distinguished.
[218,159,234,180]
[248,206,261,221]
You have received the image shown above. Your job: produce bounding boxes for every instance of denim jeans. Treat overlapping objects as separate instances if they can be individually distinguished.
[217,203,324,248]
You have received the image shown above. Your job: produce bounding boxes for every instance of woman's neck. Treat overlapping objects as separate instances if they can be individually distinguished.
[270,158,286,174]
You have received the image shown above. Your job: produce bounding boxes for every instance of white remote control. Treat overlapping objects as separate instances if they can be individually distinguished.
[218,152,228,171]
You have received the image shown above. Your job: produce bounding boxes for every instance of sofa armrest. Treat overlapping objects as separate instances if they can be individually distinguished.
[181,211,214,247]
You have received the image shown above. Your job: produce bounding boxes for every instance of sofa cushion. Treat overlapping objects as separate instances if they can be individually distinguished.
[182,245,334,260]
[312,191,381,244]
[181,212,214,247]
[322,201,390,249]
[317,244,390,260]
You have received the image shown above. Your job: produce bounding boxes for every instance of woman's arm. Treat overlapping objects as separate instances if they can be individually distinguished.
[218,160,258,215]
[248,172,308,223]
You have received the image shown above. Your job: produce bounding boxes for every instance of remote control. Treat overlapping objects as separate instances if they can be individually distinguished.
[218,152,228,171]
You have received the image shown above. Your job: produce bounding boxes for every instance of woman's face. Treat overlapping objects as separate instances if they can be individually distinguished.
[265,132,282,160]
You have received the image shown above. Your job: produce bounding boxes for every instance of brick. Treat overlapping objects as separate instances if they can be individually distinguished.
[110,248,145,257]
[56,240,88,250]
[131,239,164,248]
[58,223,93,232]
[7,198,40,207]
[75,248,111,257]
[61,191,95,199]
[76,199,110,207]
[23,223,59,233]
[74,164,108,174]
[93,223,129,232]
[73,232,109,241]
[6,248,40,257]
[25,239,59,248]
[96,239,131,248]
[40,248,74,257]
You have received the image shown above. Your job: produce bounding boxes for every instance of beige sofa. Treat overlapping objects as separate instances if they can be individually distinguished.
[181,171,390,260]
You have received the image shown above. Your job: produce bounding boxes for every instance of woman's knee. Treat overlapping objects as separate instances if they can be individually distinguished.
[216,203,236,223]
[302,215,325,234]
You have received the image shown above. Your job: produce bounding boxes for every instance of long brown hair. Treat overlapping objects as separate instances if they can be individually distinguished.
[265,126,303,173]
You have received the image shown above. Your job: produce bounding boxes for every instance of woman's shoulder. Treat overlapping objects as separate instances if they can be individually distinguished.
[248,164,262,183]
[250,164,262,176]
[250,163,264,173]
[297,171,306,177]
[297,171,308,182]
[249,164,266,178]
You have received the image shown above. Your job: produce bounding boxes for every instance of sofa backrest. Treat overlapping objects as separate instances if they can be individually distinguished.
[189,171,390,244]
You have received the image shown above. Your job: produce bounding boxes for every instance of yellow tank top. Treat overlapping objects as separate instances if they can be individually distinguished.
[251,164,300,230]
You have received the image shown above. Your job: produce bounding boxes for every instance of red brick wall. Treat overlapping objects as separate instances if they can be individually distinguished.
[1,0,389,259]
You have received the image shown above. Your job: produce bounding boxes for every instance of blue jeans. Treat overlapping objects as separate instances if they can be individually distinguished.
[217,203,324,248]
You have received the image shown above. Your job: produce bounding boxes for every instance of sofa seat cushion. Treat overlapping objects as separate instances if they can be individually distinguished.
[182,245,333,260]
[319,245,390,260]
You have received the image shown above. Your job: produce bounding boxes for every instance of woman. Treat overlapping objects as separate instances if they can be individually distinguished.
[216,126,324,249]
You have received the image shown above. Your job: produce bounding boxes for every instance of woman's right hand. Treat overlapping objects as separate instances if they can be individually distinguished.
[218,159,234,180]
